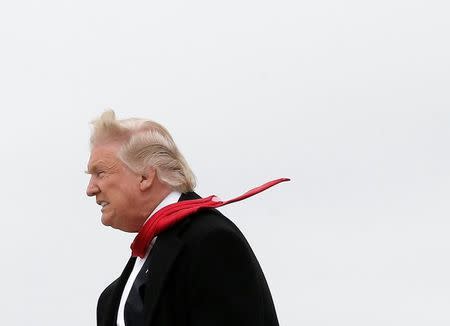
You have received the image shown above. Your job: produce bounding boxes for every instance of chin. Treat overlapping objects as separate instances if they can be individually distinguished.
[114,224,138,233]
[101,214,113,227]
[101,213,140,233]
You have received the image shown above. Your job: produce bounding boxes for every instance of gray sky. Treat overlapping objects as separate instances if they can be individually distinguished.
[0,0,449,325]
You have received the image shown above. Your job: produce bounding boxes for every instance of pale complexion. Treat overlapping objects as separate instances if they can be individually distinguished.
[86,142,171,232]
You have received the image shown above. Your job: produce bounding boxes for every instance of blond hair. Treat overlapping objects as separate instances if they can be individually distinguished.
[90,110,196,192]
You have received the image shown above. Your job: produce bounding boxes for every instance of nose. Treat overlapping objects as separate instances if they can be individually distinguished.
[86,177,100,197]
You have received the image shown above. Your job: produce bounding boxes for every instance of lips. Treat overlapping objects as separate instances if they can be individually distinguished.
[97,201,110,211]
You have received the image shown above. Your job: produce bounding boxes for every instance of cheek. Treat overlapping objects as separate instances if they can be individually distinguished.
[114,184,139,207]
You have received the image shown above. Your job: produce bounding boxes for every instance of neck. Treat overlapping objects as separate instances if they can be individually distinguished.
[140,181,173,221]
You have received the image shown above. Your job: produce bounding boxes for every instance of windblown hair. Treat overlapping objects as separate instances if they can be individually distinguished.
[90,110,196,193]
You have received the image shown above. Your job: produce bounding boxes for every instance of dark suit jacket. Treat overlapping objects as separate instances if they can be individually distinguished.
[97,192,279,326]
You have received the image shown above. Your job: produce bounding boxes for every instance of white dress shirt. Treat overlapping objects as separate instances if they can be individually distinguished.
[117,191,182,326]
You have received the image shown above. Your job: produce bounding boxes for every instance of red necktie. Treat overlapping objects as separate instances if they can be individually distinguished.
[131,178,290,258]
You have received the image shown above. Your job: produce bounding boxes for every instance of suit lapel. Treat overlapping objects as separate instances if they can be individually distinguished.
[143,231,184,325]
[104,256,136,326]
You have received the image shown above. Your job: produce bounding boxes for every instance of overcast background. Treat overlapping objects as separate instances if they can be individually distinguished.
[0,0,449,325]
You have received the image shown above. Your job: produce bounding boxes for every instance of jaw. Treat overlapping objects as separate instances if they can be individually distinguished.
[100,210,144,233]
[100,208,114,227]
[101,214,111,227]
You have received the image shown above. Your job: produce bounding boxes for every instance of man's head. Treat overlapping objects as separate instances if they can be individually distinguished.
[86,110,196,232]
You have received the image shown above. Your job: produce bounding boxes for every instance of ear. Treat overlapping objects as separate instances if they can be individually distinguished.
[139,167,156,191]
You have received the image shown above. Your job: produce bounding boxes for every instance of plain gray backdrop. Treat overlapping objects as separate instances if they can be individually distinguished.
[0,0,449,325]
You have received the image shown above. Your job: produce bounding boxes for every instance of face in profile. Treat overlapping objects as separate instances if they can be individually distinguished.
[86,142,143,232]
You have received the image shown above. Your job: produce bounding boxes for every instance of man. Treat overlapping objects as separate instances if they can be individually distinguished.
[86,110,282,326]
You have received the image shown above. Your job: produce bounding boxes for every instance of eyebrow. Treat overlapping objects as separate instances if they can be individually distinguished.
[85,160,106,175]
[84,167,95,175]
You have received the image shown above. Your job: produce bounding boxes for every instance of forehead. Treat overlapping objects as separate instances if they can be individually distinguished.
[87,143,121,169]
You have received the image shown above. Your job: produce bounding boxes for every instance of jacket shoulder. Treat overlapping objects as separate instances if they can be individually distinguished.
[174,207,245,243]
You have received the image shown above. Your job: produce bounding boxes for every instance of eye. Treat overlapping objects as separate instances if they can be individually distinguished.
[96,171,106,178]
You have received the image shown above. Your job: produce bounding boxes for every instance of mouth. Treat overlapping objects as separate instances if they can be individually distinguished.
[97,201,110,211]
